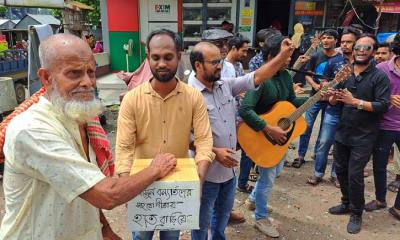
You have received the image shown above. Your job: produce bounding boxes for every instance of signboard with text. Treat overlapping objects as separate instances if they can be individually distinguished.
[295,10,324,16]
[375,3,400,14]
[238,0,255,44]
[127,159,200,231]
[295,1,323,16]
[148,0,177,22]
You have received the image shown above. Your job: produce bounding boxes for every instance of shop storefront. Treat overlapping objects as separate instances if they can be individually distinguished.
[102,0,326,71]
[102,0,238,71]
[182,0,238,49]
[101,0,398,71]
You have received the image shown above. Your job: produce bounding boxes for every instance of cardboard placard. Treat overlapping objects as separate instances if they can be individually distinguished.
[127,158,200,231]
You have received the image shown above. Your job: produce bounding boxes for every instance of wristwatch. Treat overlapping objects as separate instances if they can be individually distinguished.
[357,100,364,110]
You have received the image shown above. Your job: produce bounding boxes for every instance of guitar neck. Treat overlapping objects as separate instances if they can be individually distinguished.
[288,80,338,122]
[289,46,317,77]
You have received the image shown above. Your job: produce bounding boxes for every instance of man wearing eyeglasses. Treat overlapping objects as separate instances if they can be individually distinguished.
[188,29,247,224]
[188,39,294,239]
[188,29,233,82]
[327,34,390,234]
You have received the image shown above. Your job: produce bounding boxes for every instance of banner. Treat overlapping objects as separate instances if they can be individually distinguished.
[375,3,400,14]
[295,1,324,16]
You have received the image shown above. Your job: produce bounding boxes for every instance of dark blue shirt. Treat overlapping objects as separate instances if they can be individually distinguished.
[323,54,347,115]
[306,51,338,96]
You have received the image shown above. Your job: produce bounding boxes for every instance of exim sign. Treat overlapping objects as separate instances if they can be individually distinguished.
[155,4,171,13]
[149,0,177,22]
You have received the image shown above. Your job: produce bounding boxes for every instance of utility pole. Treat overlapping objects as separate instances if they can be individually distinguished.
[8,6,11,20]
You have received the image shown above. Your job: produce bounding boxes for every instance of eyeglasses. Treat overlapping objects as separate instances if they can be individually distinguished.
[204,59,224,66]
[354,45,373,51]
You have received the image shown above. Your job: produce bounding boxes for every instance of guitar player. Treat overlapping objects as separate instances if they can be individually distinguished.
[306,27,358,187]
[292,29,339,168]
[239,33,307,238]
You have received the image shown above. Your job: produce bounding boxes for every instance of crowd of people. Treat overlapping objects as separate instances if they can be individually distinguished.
[0,20,399,240]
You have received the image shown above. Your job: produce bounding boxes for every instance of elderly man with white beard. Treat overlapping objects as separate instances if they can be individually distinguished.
[0,34,177,240]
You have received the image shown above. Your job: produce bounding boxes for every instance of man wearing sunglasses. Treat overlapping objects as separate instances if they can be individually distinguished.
[328,34,390,234]
[307,28,358,187]
[188,38,294,240]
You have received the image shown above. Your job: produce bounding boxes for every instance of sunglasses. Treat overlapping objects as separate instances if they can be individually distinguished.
[354,45,373,51]
[204,59,224,66]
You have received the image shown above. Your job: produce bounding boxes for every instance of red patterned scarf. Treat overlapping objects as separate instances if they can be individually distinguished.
[0,87,114,177]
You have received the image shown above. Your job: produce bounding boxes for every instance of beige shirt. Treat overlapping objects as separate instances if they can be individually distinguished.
[116,79,214,174]
[0,97,105,240]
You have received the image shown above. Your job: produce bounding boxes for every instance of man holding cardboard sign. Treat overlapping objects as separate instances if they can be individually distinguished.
[116,29,214,240]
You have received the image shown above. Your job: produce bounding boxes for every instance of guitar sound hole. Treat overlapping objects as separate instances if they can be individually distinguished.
[278,118,291,131]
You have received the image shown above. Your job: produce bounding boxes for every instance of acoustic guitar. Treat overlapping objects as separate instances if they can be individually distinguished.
[237,65,352,168]
[289,34,321,78]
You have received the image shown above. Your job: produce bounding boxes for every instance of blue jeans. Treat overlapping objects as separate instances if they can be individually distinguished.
[132,230,180,240]
[298,102,327,158]
[249,158,285,220]
[314,111,339,178]
[238,151,253,189]
[275,155,286,177]
[372,129,400,203]
[191,177,236,240]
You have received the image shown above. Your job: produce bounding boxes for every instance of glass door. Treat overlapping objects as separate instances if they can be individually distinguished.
[206,0,234,29]
[183,0,203,48]
[182,0,237,49]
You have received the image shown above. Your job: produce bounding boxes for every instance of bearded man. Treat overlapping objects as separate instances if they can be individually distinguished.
[328,34,390,234]
[0,33,177,240]
[115,29,214,240]
[188,37,294,239]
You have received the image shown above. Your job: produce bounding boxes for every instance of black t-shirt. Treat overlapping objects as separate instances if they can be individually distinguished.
[335,63,390,146]
[306,51,338,95]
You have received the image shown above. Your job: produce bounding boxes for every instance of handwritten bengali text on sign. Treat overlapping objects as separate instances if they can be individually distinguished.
[127,158,200,231]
